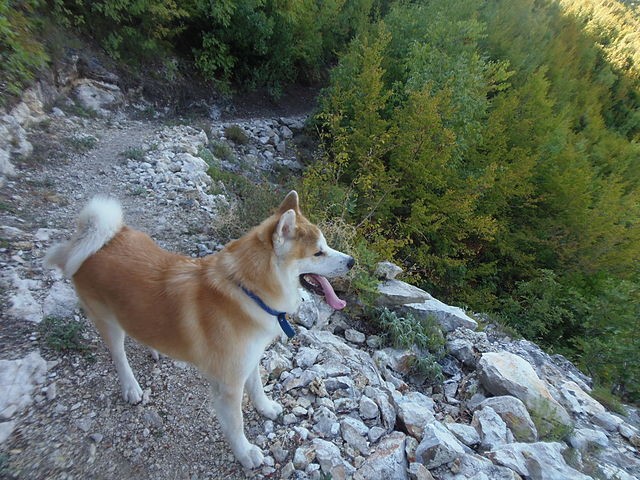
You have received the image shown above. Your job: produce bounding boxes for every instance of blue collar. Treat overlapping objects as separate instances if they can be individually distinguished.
[240,285,296,338]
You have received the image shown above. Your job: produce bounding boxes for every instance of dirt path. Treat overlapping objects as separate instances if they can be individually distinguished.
[0,115,276,479]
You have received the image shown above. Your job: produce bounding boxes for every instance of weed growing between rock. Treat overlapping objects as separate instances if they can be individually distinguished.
[373,308,446,384]
[38,316,93,358]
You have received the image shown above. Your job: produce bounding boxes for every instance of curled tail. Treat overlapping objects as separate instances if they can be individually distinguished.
[45,197,123,278]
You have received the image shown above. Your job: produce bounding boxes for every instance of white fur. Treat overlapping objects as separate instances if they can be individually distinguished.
[45,197,123,277]
[296,232,354,278]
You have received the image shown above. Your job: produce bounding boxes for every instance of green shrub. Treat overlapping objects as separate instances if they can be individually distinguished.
[374,308,445,383]
[197,146,216,167]
[122,147,146,161]
[210,141,234,162]
[208,164,289,242]
[52,0,189,64]
[0,0,48,103]
[39,316,92,356]
[224,124,249,145]
[64,135,98,153]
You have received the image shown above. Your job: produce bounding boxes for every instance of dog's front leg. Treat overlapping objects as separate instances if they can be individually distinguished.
[210,380,264,469]
[245,366,283,420]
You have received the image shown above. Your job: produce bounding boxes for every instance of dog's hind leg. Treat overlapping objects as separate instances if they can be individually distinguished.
[88,309,143,404]
[210,380,264,469]
[245,366,282,420]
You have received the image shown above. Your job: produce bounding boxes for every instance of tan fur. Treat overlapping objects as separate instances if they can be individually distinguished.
[50,191,354,469]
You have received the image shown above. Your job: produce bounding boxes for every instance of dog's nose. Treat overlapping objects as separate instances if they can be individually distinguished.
[347,256,355,270]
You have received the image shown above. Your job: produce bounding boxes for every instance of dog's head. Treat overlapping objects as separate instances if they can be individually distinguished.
[273,191,354,310]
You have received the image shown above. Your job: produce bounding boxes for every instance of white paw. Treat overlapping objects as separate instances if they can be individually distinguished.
[236,444,264,469]
[257,399,283,420]
[150,348,159,361]
[121,380,143,404]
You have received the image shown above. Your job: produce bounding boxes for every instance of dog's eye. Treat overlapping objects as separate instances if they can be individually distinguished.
[314,251,324,257]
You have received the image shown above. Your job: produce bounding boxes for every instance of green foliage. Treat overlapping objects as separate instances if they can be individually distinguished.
[197,146,215,166]
[122,147,145,161]
[590,385,627,416]
[49,0,380,94]
[500,271,640,403]
[0,0,48,103]
[210,141,234,162]
[224,124,249,145]
[374,308,445,383]
[301,0,640,401]
[51,0,189,63]
[64,135,98,153]
[39,316,93,356]
[208,163,289,242]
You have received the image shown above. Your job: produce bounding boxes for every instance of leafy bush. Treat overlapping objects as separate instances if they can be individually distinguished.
[39,316,93,356]
[0,0,48,103]
[51,0,189,63]
[224,124,249,145]
[301,0,640,402]
[208,163,289,242]
[374,308,445,384]
[50,0,379,94]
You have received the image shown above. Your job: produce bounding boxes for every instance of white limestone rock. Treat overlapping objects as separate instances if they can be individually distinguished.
[471,406,512,451]
[478,352,573,436]
[478,396,538,442]
[354,432,408,480]
[487,442,592,480]
[0,351,48,420]
[312,438,355,480]
[395,391,436,440]
[415,421,466,469]
[445,422,480,448]
[403,298,477,332]
[376,280,432,307]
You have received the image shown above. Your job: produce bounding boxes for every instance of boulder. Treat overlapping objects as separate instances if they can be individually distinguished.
[436,453,521,480]
[478,352,573,437]
[355,432,408,480]
[375,261,404,280]
[402,299,477,332]
[487,442,592,480]
[377,280,432,307]
[444,422,480,448]
[74,79,124,114]
[567,427,609,451]
[559,381,606,418]
[415,421,466,469]
[395,391,436,440]
[471,406,512,451]
[312,438,355,480]
[478,396,538,442]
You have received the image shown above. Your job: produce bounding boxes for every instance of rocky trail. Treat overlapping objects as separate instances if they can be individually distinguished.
[1,77,640,480]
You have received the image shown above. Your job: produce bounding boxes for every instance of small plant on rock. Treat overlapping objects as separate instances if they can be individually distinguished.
[210,140,234,161]
[39,316,92,357]
[224,125,249,145]
[122,147,146,161]
[374,308,446,383]
[64,135,98,153]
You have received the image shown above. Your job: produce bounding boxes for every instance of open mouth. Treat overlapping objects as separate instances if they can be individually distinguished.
[300,274,347,310]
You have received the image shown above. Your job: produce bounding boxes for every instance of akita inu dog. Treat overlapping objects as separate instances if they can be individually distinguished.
[46,191,354,468]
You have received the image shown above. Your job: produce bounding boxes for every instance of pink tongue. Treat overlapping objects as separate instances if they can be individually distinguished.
[309,274,347,310]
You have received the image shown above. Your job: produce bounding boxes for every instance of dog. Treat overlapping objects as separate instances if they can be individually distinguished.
[45,190,354,468]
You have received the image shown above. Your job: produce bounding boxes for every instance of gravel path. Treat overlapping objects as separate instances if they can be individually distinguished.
[0,113,285,479]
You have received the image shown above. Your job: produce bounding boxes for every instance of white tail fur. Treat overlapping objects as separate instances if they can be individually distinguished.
[45,197,123,278]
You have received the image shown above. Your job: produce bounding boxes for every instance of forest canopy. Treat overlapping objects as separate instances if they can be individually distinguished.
[2,0,639,401]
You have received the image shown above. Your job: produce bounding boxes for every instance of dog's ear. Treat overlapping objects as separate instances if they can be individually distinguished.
[278,190,299,214]
[274,209,297,247]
